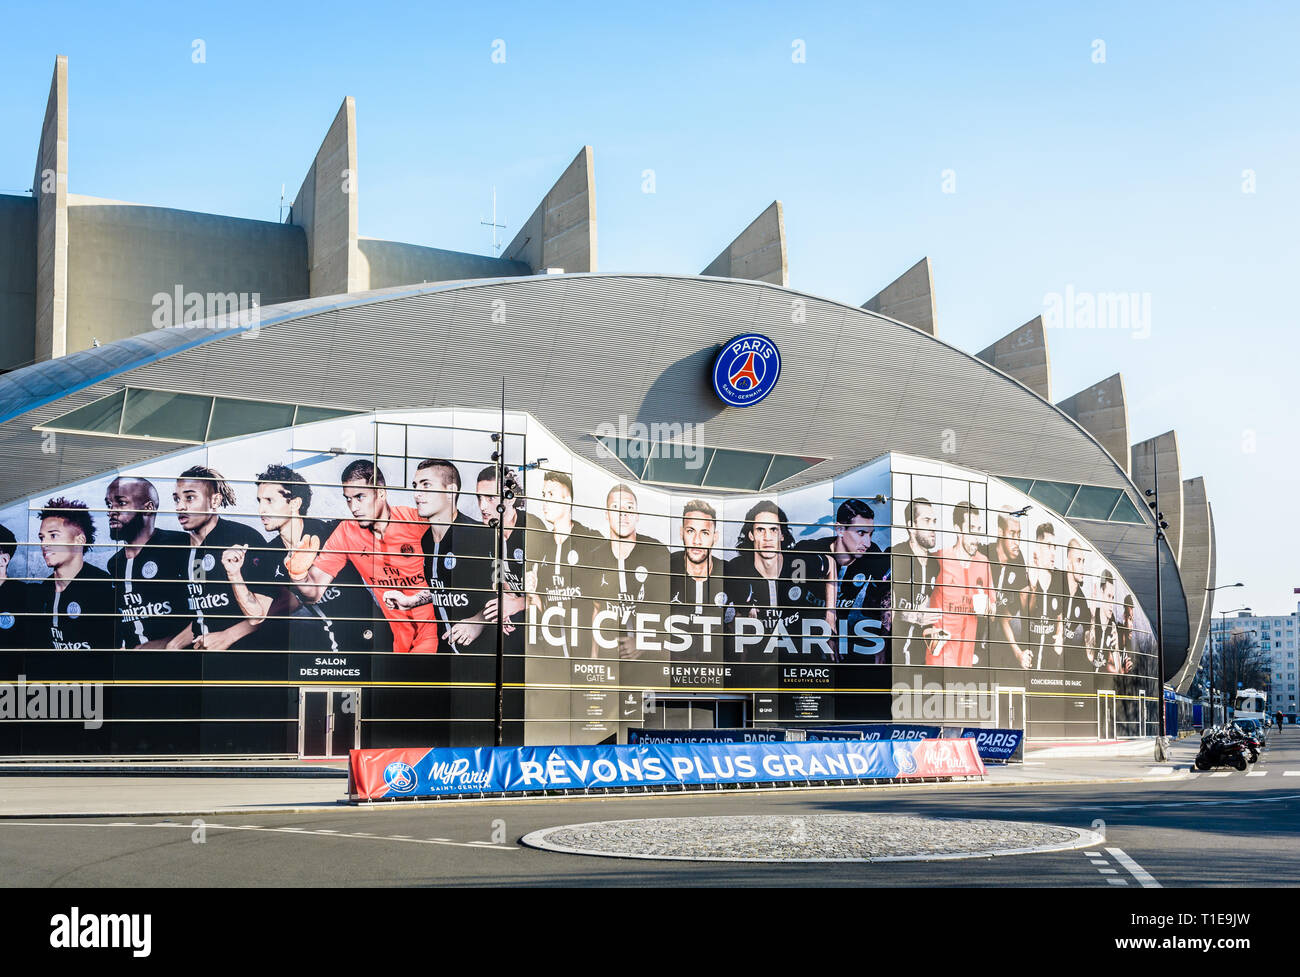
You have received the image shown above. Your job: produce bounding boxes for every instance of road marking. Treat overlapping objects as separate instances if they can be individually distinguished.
[1148,767,1173,775]
[1210,772,1233,778]
[1107,847,1160,888]
[1246,771,1267,777]
[1098,868,1118,874]
[1285,771,1300,777]
[1084,851,1101,857]
[1107,878,1129,886]
[0,822,518,852]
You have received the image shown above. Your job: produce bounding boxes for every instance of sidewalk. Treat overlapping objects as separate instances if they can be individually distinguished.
[0,741,1199,818]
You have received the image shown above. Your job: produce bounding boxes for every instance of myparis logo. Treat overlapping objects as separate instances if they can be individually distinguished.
[383,760,418,794]
[712,334,780,407]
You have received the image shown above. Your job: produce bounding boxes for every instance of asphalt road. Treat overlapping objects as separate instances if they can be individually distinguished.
[1,730,1297,888]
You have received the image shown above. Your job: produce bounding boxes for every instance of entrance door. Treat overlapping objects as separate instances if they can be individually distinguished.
[996,687,1026,731]
[298,688,361,759]
[1098,691,1117,740]
[643,696,748,730]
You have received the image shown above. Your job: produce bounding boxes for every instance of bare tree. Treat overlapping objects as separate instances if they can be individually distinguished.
[1211,632,1270,702]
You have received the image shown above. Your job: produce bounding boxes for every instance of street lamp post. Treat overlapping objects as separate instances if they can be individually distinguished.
[487,381,548,748]
[1204,583,1244,727]
[1143,479,1170,757]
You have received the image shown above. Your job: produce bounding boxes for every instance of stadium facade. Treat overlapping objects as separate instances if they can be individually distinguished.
[0,59,1216,757]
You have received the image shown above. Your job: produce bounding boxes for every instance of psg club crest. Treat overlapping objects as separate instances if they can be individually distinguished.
[712,334,781,407]
[383,760,418,794]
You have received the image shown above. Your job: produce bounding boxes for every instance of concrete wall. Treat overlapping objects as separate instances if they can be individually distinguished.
[1131,431,1183,562]
[291,97,360,297]
[504,147,596,273]
[1057,373,1130,473]
[1174,476,1215,693]
[700,200,787,286]
[0,195,37,372]
[863,256,935,335]
[65,195,308,351]
[358,238,528,290]
[33,56,68,362]
[976,316,1051,400]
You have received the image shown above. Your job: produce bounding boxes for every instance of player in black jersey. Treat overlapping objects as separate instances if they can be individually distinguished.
[384,459,494,654]
[527,471,599,658]
[105,476,190,648]
[889,497,940,666]
[31,498,115,650]
[585,483,670,660]
[667,499,727,662]
[475,465,545,654]
[250,464,380,653]
[166,466,278,651]
[1093,571,1133,674]
[986,508,1032,669]
[1025,521,1065,670]
[1060,538,1095,672]
[722,500,829,663]
[795,498,890,662]
[0,524,29,649]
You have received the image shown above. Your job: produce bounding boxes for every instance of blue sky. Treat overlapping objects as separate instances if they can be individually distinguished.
[2,0,1297,616]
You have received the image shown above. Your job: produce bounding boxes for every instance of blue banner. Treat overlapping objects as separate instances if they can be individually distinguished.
[805,724,940,742]
[350,739,985,799]
[804,728,863,741]
[627,728,789,744]
[960,728,1024,763]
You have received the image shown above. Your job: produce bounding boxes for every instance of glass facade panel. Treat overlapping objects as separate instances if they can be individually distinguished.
[703,448,770,490]
[208,398,296,440]
[1109,492,1145,524]
[761,454,819,488]
[643,446,711,486]
[120,389,213,441]
[595,435,648,478]
[1066,485,1122,521]
[293,405,361,425]
[43,389,125,434]
[1027,479,1079,515]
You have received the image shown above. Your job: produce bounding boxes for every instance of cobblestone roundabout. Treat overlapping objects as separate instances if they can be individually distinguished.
[521,815,1100,863]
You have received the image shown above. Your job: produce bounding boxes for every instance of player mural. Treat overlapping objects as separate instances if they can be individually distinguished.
[0,409,1154,741]
[887,459,1156,685]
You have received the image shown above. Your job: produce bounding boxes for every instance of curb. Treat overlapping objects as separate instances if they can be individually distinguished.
[0,765,347,779]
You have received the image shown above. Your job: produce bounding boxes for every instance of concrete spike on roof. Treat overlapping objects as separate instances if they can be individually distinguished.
[504,146,597,274]
[1131,430,1183,562]
[291,97,361,297]
[700,201,787,286]
[1174,476,1215,694]
[862,257,935,335]
[32,55,68,363]
[976,316,1051,400]
[1057,373,1130,473]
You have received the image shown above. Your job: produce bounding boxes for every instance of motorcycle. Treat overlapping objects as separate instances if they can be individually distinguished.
[1195,725,1249,771]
